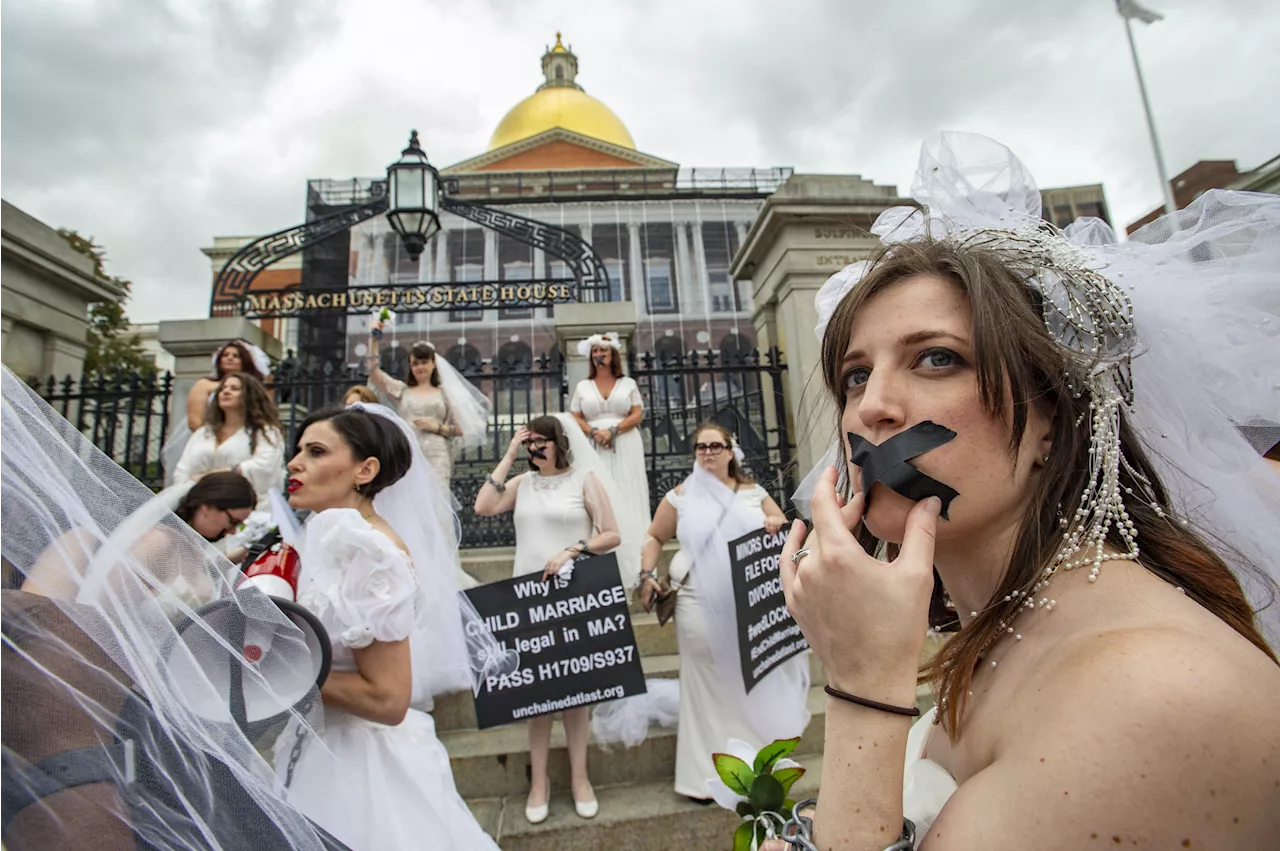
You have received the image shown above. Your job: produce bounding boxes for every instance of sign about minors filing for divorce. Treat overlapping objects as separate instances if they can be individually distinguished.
[728,527,809,693]
[463,552,647,730]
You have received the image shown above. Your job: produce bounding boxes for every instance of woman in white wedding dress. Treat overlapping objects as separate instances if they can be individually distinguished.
[277,404,502,851]
[568,332,649,587]
[172,373,284,511]
[768,134,1280,850]
[637,422,804,801]
[474,413,621,825]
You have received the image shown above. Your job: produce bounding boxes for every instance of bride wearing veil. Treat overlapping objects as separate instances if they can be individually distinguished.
[276,402,513,850]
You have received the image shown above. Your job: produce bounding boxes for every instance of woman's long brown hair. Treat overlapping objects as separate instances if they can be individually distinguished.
[820,239,1277,738]
[693,421,753,484]
[205,373,282,452]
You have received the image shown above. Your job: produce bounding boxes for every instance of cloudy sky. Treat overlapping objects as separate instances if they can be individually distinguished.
[3,0,1277,323]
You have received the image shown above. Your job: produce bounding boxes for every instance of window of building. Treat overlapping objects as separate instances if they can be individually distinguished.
[640,222,678,313]
[646,258,675,312]
[591,223,631,302]
[702,222,741,313]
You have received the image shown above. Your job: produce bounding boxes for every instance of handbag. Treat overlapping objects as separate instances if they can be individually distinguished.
[647,481,741,628]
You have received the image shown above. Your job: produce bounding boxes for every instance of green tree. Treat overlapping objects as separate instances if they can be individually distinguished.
[57,229,154,377]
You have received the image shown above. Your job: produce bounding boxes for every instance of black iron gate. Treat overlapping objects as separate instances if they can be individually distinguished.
[629,347,793,515]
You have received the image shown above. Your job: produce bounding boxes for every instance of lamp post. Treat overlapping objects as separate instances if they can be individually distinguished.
[385,130,441,260]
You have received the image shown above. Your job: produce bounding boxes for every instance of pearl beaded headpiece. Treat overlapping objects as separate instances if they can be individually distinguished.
[806,131,1280,651]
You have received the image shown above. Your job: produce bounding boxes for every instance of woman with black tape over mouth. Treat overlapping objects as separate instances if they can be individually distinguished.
[474,413,622,825]
[768,133,1280,850]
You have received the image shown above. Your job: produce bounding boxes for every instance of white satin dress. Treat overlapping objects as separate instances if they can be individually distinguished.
[569,377,649,586]
[276,510,497,851]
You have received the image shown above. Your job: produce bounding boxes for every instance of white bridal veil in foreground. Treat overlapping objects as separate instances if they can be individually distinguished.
[1,366,345,850]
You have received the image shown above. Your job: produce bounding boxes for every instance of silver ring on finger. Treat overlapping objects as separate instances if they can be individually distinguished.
[791,547,812,566]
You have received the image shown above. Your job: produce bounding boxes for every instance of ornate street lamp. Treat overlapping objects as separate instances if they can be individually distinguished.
[385,130,441,260]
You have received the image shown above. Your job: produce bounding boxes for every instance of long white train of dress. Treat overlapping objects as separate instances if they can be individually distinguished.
[569,377,650,587]
[668,484,811,798]
[277,510,497,851]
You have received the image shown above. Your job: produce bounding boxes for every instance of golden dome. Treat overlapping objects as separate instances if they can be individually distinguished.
[487,87,636,151]
[486,34,636,151]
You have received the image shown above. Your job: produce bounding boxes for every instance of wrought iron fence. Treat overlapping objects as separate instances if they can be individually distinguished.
[629,347,794,514]
[273,352,568,548]
[29,371,173,490]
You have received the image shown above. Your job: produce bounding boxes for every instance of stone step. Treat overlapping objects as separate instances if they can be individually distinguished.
[433,651,827,733]
[467,753,827,851]
[443,685,831,800]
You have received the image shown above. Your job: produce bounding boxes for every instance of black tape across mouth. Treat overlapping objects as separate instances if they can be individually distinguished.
[528,447,549,460]
[847,421,959,519]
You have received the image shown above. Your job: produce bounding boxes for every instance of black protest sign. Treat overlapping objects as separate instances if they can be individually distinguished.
[728,527,809,692]
[463,552,647,729]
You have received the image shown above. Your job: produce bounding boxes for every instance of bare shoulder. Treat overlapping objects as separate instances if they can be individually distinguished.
[189,376,217,396]
[928,625,1280,849]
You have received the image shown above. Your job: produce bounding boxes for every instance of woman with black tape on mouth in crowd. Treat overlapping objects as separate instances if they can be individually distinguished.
[474,414,621,825]
[636,421,804,803]
[764,133,1280,850]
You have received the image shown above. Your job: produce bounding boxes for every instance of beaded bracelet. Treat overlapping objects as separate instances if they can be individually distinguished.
[484,474,506,492]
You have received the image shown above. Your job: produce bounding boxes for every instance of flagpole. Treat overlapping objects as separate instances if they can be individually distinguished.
[1122,14,1178,217]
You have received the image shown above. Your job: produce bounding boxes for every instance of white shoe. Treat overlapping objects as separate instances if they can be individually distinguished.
[525,802,549,825]
[574,796,599,819]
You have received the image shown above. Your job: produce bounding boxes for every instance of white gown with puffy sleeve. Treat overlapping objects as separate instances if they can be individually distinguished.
[276,509,497,851]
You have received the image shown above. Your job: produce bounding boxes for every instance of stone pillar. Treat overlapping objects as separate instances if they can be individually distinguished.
[553,302,638,391]
[690,218,710,308]
[158,318,284,432]
[734,221,749,248]
[483,229,499,280]
[434,230,450,282]
[627,222,644,308]
[729,173,905,483]
[674,222,694,311]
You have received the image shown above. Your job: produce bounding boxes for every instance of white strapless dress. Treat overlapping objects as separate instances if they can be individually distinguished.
[903,706,959,844]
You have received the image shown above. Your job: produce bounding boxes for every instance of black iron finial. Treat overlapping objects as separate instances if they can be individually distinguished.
[405,130,422,153]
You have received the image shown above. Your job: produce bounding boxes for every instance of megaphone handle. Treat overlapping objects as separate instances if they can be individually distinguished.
[227,610,250,736]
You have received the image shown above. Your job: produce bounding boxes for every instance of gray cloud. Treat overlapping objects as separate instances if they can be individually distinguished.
[3,0,1277,322]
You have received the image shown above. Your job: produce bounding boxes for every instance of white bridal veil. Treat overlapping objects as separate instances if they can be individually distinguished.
[1,366,343,850]
[344,403,516,701]
[803,132,1280,645]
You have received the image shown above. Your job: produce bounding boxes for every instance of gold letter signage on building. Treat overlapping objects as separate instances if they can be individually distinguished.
[240,282,577,318]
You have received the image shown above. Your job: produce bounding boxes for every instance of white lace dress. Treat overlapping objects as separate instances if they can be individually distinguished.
[569,377,649,586]
[277,509,497,851]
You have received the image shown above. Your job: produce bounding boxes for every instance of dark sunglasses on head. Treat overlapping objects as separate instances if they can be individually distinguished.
[694,442,727,455]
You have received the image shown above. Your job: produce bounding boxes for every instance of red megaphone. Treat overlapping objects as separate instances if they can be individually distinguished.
[239,542,301,602]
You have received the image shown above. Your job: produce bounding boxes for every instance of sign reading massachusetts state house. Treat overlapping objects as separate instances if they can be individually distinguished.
[238,280,578,318]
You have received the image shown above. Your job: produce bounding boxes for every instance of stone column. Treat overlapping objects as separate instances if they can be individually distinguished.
[627,222,644,309]
[734,221,749,248]
[158,318,283,433]
[690,218,710,310]
[674,222,694,311]
[434,229,450,282]
[483,229,499,280]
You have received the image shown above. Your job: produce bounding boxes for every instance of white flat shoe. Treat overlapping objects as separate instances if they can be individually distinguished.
[525,802,549,825]
[574,796,599,819]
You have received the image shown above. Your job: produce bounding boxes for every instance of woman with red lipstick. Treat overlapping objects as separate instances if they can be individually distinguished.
[278,403,505,851]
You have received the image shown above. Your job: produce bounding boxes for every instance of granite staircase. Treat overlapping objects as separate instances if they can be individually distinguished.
[440,544,938,851]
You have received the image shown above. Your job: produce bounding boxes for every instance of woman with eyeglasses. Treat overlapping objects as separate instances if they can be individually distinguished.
[474,414,622,825]
[635,422,804,803]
